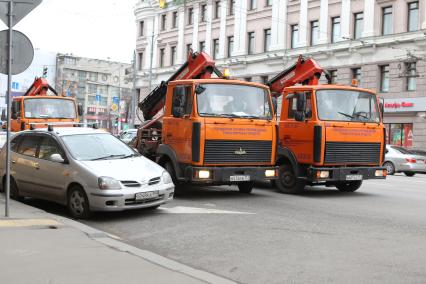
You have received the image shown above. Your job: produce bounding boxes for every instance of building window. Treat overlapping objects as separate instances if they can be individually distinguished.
[138,52,143,70]
[290,25,298,48]
[406,62,416,91]
[78,71,86,81]
[214,1,221,19]
[229,0,235,15]
[186,43,192,56]
[171,46,176,66]
[159,48,165,67]
[172,11,178,28]
[227,36,234,57]
[64,57,76,65]
[188,7,194,25]
[199,41,206,52]
[88,72,98,82]
[331,16,341,43]
[213,39,219,59]
[329,70,337,84]
[351,68,361,85]
[310,21,319,46]
[139,21,144,36]
[248,32,255,55]
[266,0,272,7]
[200,4,207,22]
[249,0,256,10]
[380,65,390,92]
[261,75,269,84]
[408,2,419,32]
[385,123,413,147]
[161,14,166,31]
[354,12,363,39]
[264,28,271,52]
[382,6,393,35]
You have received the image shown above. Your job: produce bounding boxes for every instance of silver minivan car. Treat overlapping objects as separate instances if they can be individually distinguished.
[383,145,426,176]
[0,127,174,218]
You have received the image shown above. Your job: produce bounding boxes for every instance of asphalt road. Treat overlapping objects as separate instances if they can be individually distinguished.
[24,174,426,283]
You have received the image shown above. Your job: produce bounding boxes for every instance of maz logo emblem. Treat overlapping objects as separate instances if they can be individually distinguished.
[234,147,247,155]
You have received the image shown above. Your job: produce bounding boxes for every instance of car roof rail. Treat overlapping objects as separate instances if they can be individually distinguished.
[28,122,99,131]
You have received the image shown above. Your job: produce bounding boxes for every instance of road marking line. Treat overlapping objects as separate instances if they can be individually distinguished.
[0,218,61,228]
[157,206,255,214]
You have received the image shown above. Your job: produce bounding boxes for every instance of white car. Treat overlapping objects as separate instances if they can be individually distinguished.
[0,127,174,218]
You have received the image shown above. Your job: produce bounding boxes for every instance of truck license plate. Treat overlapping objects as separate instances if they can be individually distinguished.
[230,175,250,182]
[135,191,159,200]
[346,174,363,181]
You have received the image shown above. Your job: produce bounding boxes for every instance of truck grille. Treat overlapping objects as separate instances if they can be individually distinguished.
[204,140,272,164]
[324,142,381,164]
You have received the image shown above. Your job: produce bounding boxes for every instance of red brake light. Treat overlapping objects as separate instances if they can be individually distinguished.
[405,158,416,163]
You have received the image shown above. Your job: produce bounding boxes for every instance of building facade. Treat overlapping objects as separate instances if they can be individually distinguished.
[135,0,426,149]
[55,54,136,132]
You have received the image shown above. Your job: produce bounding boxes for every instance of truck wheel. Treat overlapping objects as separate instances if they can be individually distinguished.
[404,172,415,177]
[238,182,254,194]
[276,164,305,194]
[335,180,362,192]
[383,161,395,175]
[164,161,182,191]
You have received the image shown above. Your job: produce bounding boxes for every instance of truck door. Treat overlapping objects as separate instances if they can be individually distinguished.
[280,91,315,164]
[11,100,22,131]
[163,85,194,163]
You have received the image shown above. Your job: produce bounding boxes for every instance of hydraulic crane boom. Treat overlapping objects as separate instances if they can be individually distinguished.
[23,77,59,97]
[138,51,222,120]
[267,55,330,97]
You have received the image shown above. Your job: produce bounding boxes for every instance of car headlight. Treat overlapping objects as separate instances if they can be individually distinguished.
[98,176,121,190]
[162,171,173,184]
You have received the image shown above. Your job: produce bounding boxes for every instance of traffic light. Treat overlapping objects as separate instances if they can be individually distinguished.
[42,67,48,78]
[114,117,119,126]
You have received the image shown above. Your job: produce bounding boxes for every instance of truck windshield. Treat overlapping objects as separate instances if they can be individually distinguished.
[196,83,272,119]
[24,98,76,119]
[316,89,380,123]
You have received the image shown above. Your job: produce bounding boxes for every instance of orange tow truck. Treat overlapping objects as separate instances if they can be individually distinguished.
[135,51,278,193]
[4,77,82,132]
[267,56,387,193]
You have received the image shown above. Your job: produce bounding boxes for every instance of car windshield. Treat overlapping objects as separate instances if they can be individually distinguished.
[196,83,272,119]
[316,89,380,123]
[24,98,76,119]
[62,133,136,161]
[391,146,414,155]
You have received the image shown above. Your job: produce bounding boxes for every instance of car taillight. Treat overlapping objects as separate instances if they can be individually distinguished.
[406,158,416,163]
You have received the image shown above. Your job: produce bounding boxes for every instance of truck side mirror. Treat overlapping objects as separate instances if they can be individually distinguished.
[272,97,278,116]
[296,93,306,112]
[1,109,5,121]
[77,103,83,116]
[379,98,384,121]
[11,112,17,120]
[172,106,183,118]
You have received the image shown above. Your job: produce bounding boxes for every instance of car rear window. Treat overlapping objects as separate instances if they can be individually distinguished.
[391,146,413,155]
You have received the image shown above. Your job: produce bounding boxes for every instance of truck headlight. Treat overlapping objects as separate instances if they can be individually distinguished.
[316,171,330,179]
[197,170,211,179]
[98,176,121,190]
[162,171,173,184]
[265,169,276,177]
[375,169,387,177]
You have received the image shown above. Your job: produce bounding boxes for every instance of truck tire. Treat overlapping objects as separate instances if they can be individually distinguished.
[383,161,395,175]
[404,172,415,177]
[276,164,305,194]
[238,182,254,194]
[335,180,362,192]
[164,161,182,192]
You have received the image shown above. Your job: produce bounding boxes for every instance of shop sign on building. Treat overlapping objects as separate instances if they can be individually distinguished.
[383,98,426,113]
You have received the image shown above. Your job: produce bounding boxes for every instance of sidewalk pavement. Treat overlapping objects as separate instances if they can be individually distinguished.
[0,195,235,284]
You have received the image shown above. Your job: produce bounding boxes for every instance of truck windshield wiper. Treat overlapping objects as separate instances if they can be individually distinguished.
[199,112,219,117]
[91,154,126,161]
[219,113,240,118]
[239,115,262,119]
[338,112,354,119]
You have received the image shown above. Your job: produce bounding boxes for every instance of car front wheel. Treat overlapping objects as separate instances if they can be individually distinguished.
[67,186,91,219]
[383,161,395,175]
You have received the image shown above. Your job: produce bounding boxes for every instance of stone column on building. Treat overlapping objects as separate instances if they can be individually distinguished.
[340,0,350,40]
[205,0,213,55]
[218,0,228,59]
[233,0,248,56]
[177,6,186,64]
[192,4,200,51]
[270,0,287,51]
[362,0,375,37]
[298,0,308,47]
[317,0,328,44]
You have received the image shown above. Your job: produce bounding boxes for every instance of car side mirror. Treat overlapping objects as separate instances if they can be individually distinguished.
[50,153,65,163]
[78,103,83,116]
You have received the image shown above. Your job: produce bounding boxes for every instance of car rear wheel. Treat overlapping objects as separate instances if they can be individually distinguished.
[404,172,415,177]
[275,164,305,194]
[238,182,254,194]
[67,186,91,219]
[335,180,363,192]
[383,161,395,175]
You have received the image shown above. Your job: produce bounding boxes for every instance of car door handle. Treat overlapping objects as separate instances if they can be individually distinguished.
[33,162,40,169]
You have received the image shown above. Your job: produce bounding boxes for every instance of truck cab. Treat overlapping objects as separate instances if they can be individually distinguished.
[275,84,386,193]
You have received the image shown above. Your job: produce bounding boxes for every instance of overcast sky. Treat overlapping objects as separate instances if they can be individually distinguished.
[0,0,137,63]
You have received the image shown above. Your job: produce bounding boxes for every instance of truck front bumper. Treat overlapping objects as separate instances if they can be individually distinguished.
[306,166,387,183]
[185,166,279,184]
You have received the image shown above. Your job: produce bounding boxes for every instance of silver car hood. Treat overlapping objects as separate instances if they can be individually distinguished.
[79,157,165,183]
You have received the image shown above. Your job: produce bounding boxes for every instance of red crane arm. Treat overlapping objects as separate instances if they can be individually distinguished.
[23,77,59,96]
[267,55,330,97]
[138,51,222,121]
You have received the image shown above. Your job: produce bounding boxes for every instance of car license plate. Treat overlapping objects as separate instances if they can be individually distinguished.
[135,191,159,200]
[346,174,363,181]
[230,175,250,182]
